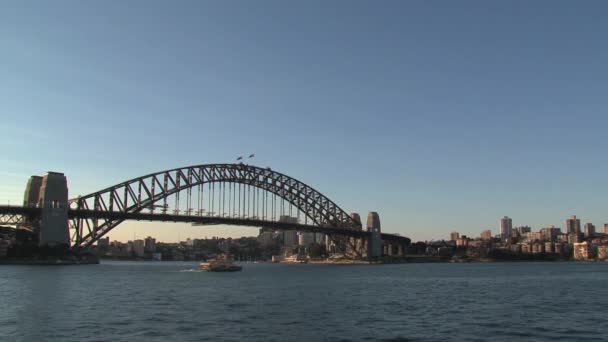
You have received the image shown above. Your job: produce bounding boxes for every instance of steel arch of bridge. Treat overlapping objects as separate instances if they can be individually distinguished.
[70,164,362,248]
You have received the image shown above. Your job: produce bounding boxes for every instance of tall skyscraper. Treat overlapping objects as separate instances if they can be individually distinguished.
[500,216,512,238]
[604,224,608,235]
[481,229,492,241]
[566,215,581,234]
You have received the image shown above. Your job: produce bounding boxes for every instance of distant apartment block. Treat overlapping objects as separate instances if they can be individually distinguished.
[584,223,595,238]
[540,226,561,242]
[598,246,608,260]
[567,215,581,234]
[450,231,460,241]
[515,226,531,235]
[145,236,156,252]
[500,216,512,239]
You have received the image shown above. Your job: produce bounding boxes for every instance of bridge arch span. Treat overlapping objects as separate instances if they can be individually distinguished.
[69,163,361,247]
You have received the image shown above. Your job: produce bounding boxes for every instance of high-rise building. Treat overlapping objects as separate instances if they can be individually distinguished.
[133,239,145,257]
[604,224,608,235]
[500,216,512,238]
[515,226,531,234]
[450,231,460,241]
[566,215,581,234]
[584,223,595,238]
[481,230,492,241]
[540,226,561,242]
[144,236,156,252]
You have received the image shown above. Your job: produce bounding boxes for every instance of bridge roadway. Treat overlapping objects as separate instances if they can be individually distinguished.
[0,205,410,244]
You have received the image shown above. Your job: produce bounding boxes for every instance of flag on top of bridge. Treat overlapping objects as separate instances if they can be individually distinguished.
[248,153,255,158]
[236,156,243,161]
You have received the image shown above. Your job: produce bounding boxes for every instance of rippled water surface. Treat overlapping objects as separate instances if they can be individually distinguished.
[1,261,607,341]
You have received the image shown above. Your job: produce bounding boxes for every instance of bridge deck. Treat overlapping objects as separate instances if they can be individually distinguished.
[0,205,410,243]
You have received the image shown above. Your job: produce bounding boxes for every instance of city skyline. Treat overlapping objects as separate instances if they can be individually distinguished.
[2,1,608,241]
[97,212,608,244]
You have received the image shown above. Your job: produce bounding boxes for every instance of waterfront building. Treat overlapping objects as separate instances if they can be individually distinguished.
[557,234,569,243]
[144,236,156,252]
[567,215,581,234]
[480,230,492,241]
[500,216,512,239]
[604,224,608,235]
[531,243,544,254]
[573,242,593,260]
[554,242,564,255]
[510,244,522,254]
[598,246,608,260]
[545,242,555,254]
[584,223,595,238]
[450,231,460,241]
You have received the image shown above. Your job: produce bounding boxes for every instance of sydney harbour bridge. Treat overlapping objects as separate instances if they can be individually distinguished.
[0,163,410,259]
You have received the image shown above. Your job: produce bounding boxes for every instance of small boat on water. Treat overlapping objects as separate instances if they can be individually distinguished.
[199,257,242,272]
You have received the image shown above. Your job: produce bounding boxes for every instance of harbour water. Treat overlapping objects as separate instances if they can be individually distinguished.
[1,261,607,341]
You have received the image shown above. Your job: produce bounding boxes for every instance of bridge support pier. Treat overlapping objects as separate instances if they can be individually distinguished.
[368,232,383,259]
[24,173,70,247]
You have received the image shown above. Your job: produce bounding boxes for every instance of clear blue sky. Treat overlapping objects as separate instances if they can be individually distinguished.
[1,1,607,242]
